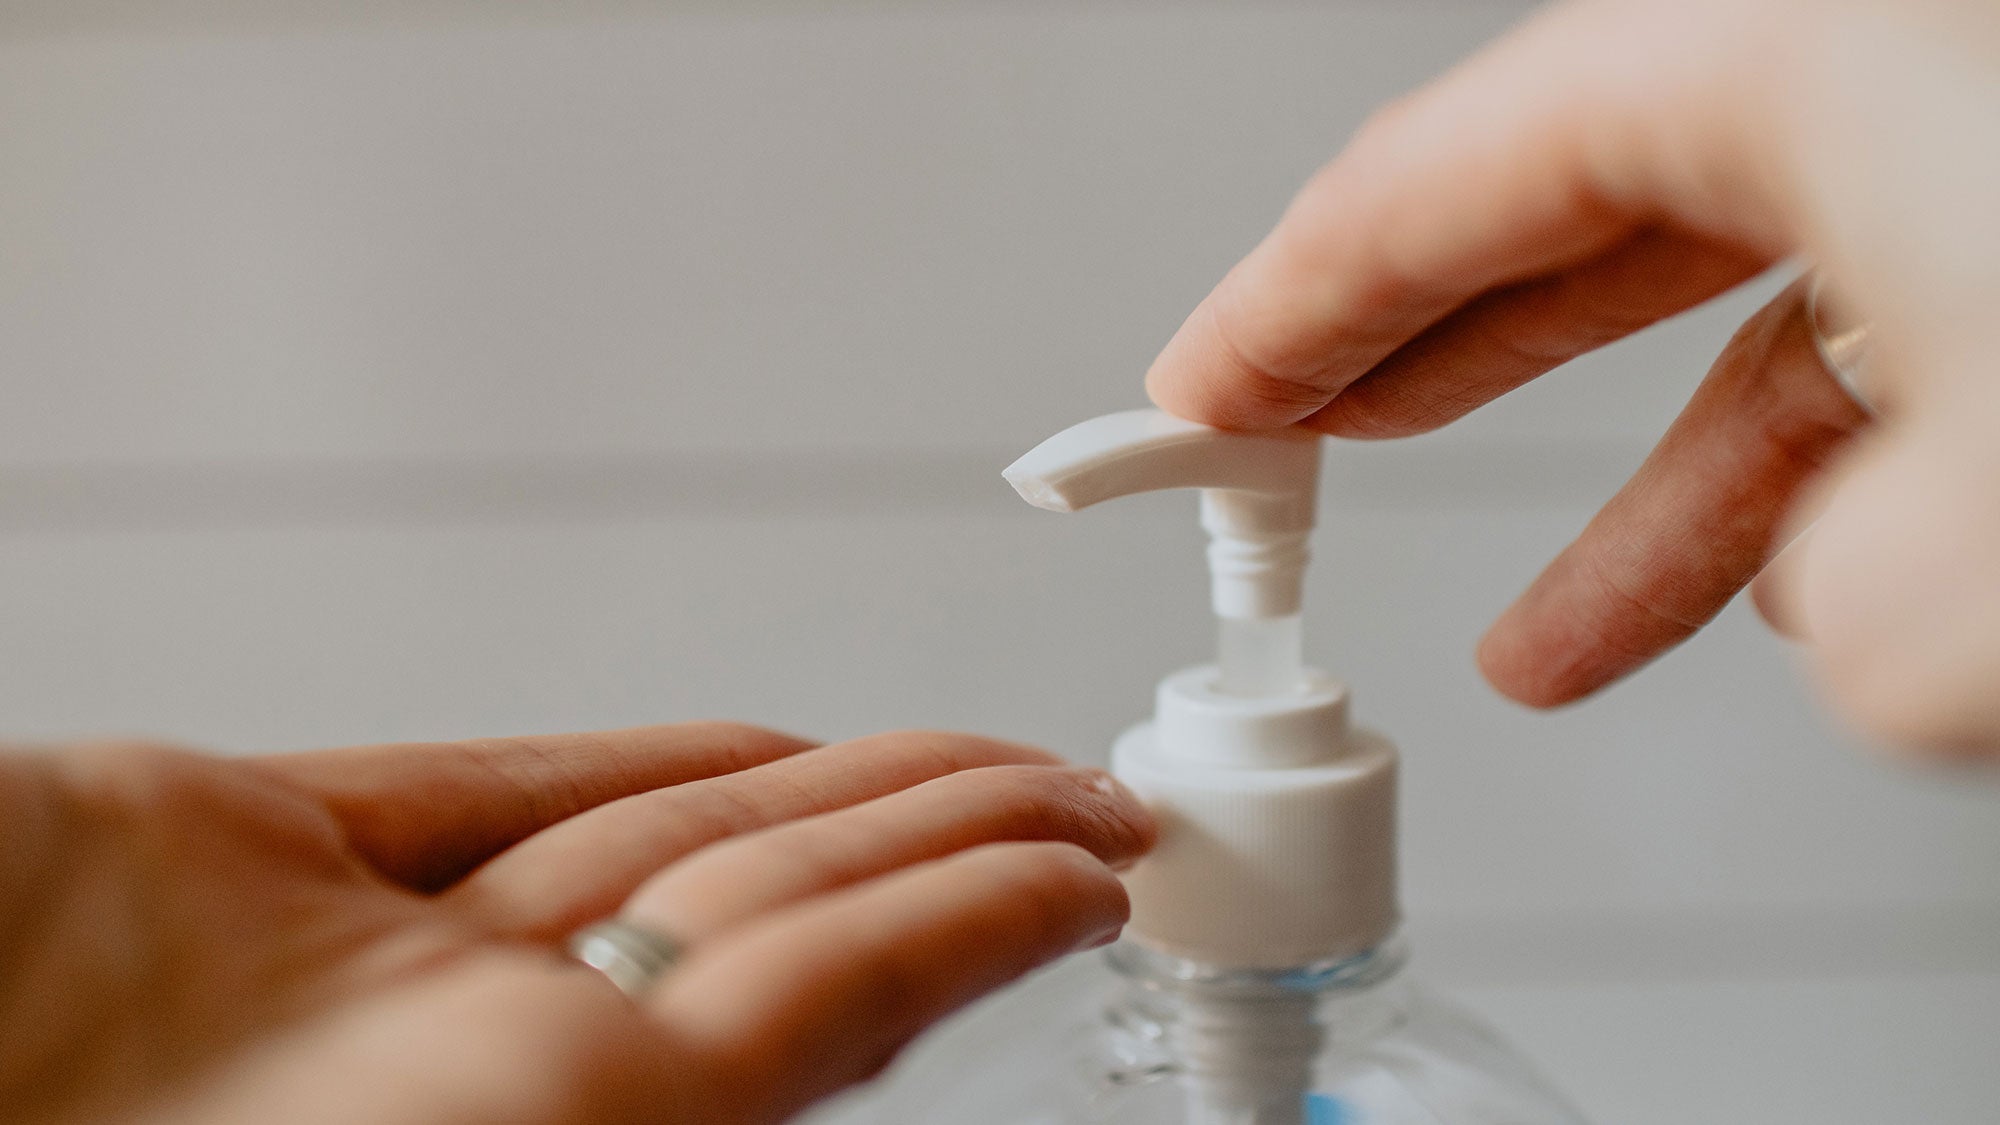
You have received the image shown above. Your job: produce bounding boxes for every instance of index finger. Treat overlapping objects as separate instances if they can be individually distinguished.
[1144,0,1788,429]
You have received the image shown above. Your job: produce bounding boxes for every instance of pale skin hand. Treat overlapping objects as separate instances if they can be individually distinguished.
[1146,0,2000,755]
[0,726,1154,1124]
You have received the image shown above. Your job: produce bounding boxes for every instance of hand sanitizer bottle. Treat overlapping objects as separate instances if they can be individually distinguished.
[860,409,1591,1125]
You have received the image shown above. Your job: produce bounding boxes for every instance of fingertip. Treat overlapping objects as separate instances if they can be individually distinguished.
[1475,611,1598,711]
[1142,308,1210,420]
[989,837,1129,903]
[1070,768,1159,867]
[976,839,1132,949]
[1143,317,1250,429]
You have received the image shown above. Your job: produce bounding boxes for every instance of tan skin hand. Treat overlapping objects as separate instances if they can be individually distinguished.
[0,726,1154,1125]
[1146,0,2000,755]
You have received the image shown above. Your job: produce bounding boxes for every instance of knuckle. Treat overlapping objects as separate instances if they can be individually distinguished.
[1714,295,1869,476]
[1575,550,1706,654]
[1734,366,1866,479]
[1205,287,1343,415]
[1314,370,1482,440]
[1283,178,1423,324]
[1747,392,1865,481]
[1338,243,1426,332]
[1210,245,1422,416]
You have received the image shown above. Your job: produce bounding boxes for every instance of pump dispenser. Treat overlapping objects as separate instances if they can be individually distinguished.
[851,409,1590,1125]
[1003,409,1395,970]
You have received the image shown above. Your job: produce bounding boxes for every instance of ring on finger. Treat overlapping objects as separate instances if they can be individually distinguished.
[1805,270,1875,412]
[568,918,685,1001]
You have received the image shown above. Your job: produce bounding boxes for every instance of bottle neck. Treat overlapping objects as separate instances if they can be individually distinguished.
[1098,938,1408,1125]
[1105,936,1406,997]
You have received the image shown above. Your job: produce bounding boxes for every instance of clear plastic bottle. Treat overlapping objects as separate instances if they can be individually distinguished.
[865,937,1591,1125]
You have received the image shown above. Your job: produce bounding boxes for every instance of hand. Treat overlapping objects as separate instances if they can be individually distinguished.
[0,726,1153,1124]
[1145,0,2000,754]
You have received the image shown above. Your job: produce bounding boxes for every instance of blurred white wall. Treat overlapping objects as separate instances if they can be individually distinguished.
[2,4,1995,1122]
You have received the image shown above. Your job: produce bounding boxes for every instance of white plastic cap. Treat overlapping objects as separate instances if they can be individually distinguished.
[1006,408,1398,969]
[1112,677,1397,968]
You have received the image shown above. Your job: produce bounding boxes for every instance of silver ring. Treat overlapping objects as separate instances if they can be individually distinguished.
[1806,270,1874,411]
[568,919,684,1000]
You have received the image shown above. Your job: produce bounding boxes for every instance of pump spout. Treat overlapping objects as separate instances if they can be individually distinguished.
[1002,409,1319,518]
[1005,409,1321,695]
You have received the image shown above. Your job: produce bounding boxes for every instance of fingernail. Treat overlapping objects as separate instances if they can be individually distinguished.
[1088,771,1162,870]
[1086,769,1146,809]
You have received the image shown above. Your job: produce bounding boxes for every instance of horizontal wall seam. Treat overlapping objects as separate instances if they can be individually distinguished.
[0,441,1645,531]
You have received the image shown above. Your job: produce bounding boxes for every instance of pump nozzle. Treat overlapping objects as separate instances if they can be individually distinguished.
[1004,409,1320,696]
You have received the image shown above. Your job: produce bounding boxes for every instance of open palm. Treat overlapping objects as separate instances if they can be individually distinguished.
[0,724,1150,1125]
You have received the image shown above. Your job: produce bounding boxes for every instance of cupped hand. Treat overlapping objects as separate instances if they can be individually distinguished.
[1145,0,2000,753]
[0,725,1154,1124]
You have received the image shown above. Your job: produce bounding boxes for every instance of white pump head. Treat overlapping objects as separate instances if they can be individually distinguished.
[1006,408,1398,970]
[1004,409,1319,619]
